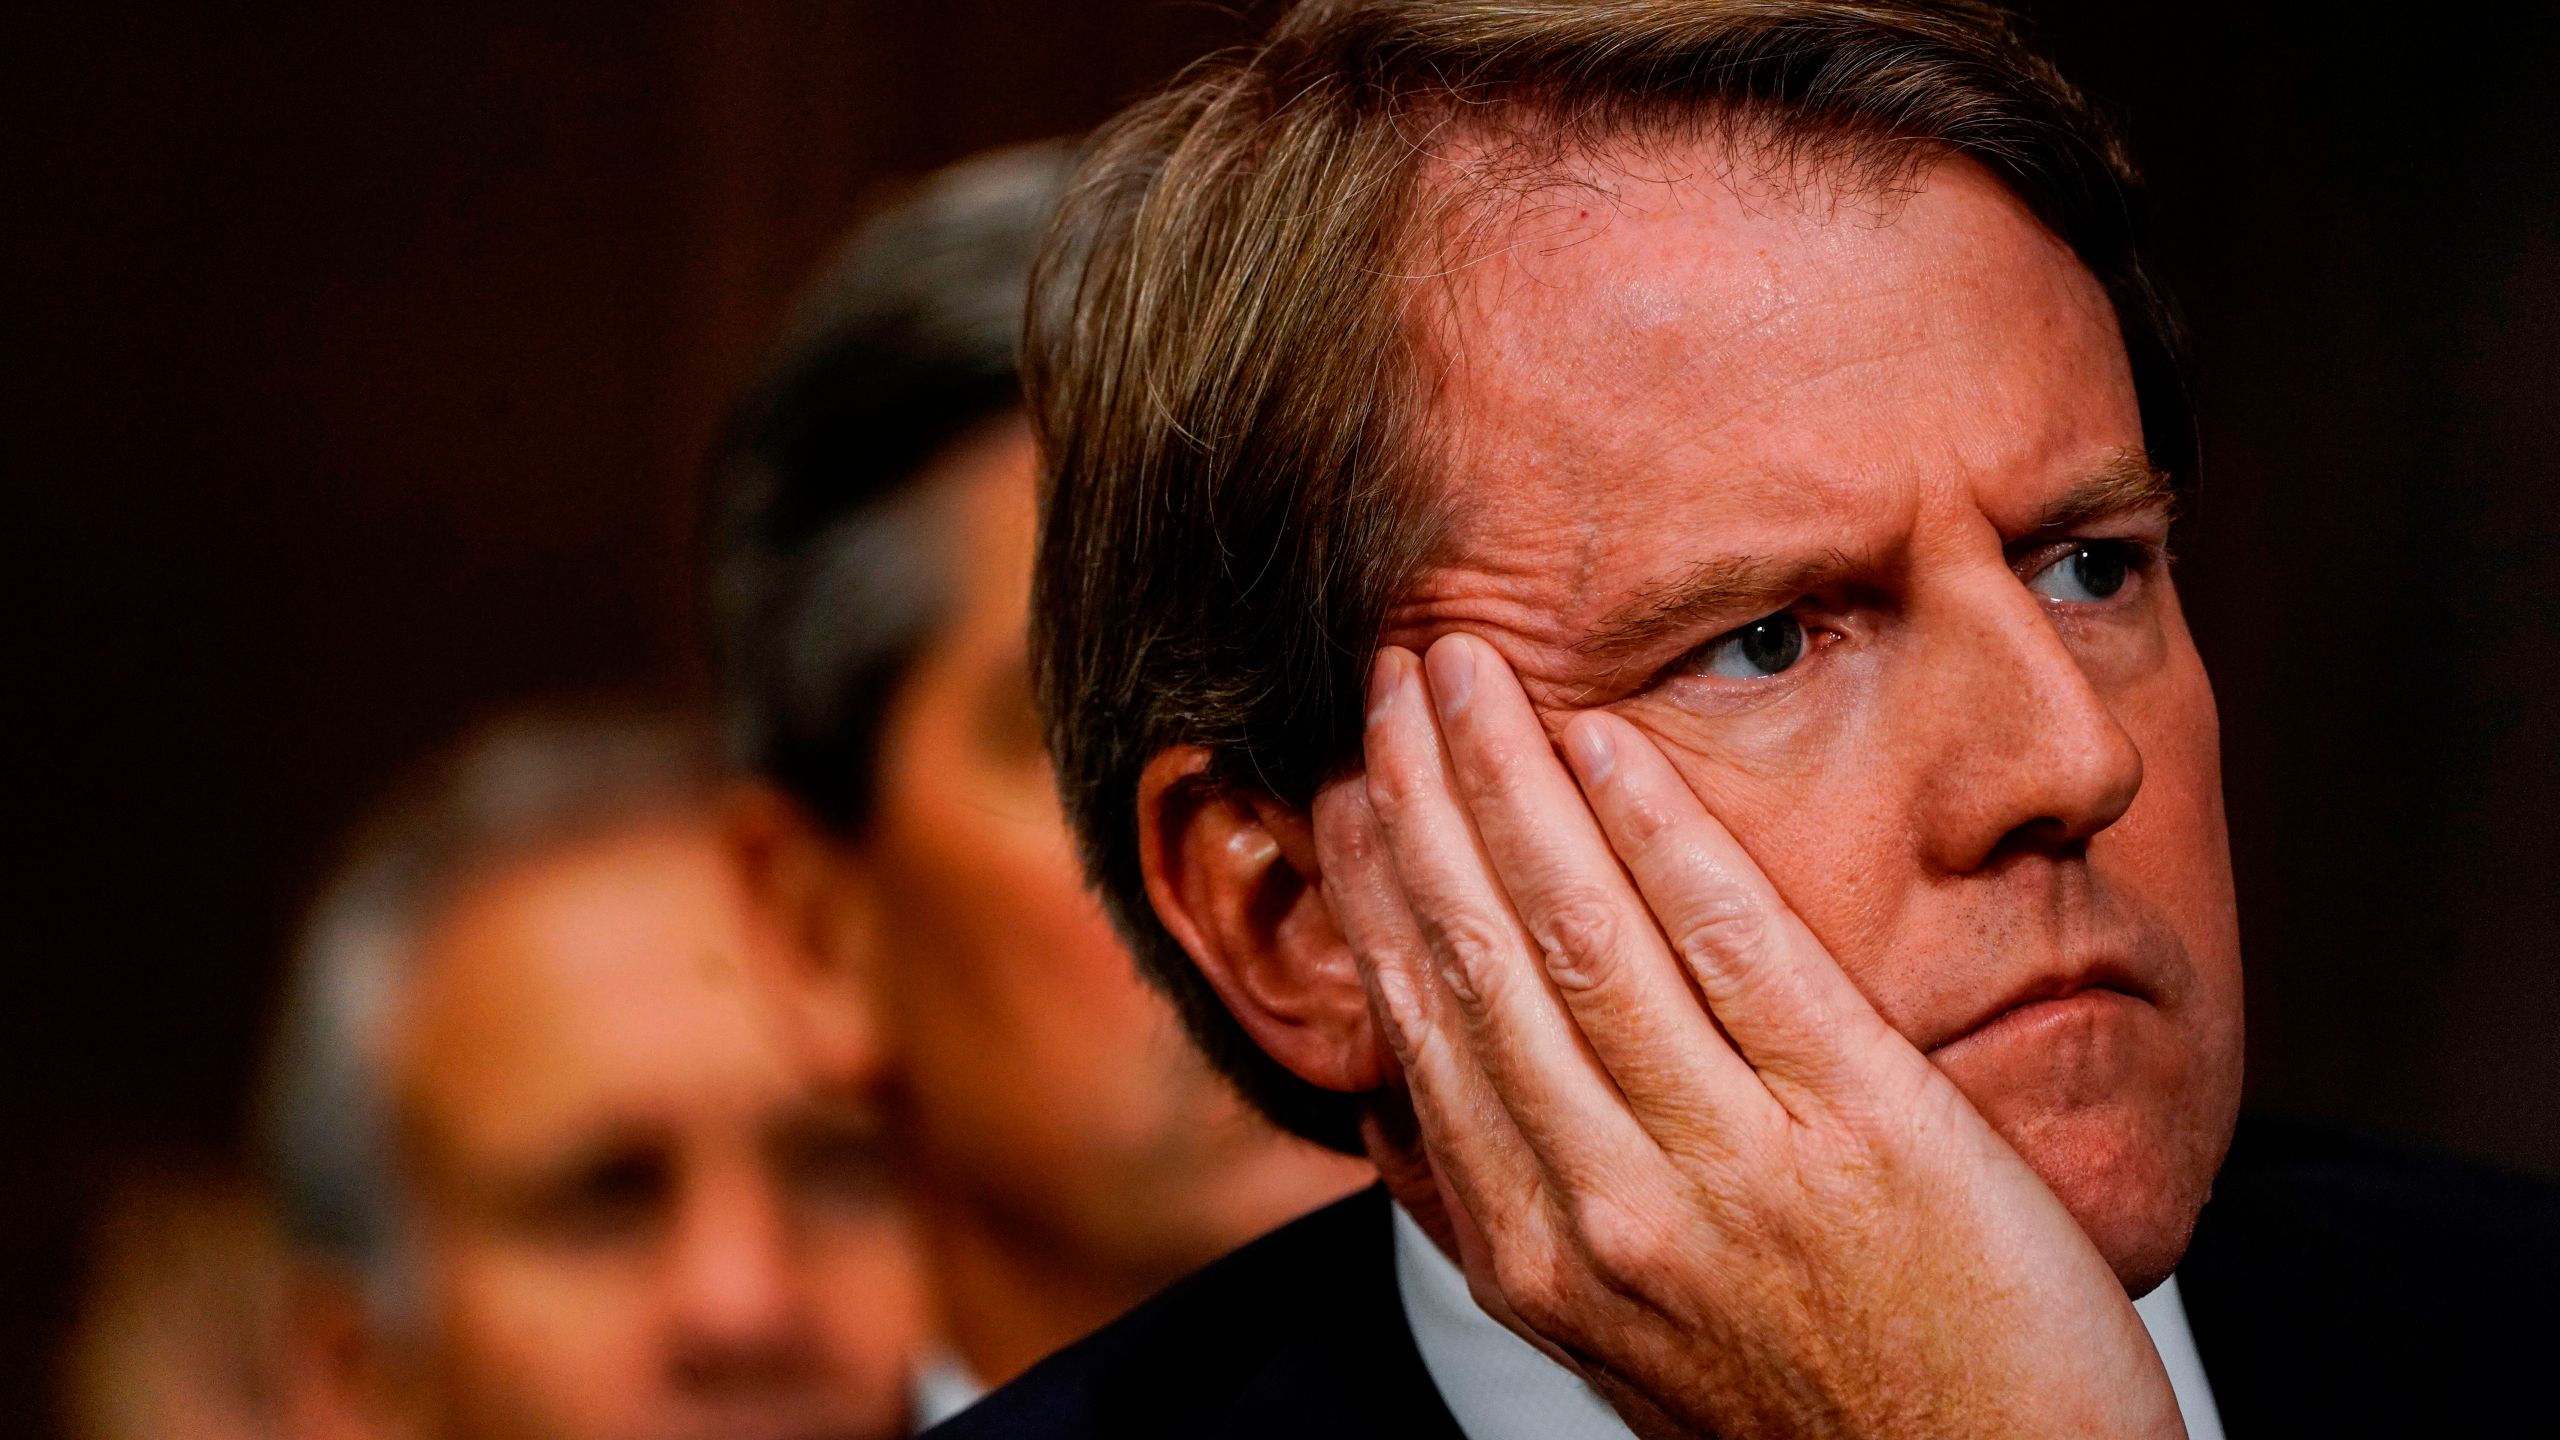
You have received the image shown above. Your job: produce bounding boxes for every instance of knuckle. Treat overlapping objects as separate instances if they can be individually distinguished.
[1567,1197,1675,1291]
[1534,891,1627,993]
[1672,890,1771,988]
[1458,735,1535,805]
[1612,788,1681,849]
[1421,914,1512,1013]
[1362,759,1429,821]
[1323,806,1378,867]
[1360,948,1431,1063]
[1487,1244,1573,1334]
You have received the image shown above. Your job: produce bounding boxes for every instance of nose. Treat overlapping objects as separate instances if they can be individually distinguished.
[664,1166,815,1388]
[1909,573,2145,873]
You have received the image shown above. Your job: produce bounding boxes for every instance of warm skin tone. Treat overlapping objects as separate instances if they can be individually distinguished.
[288,820,922,1440]
[1144,139,2245,1436]
[737,424,1371,1388]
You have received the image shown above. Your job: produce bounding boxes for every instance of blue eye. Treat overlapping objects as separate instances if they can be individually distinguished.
[1694,612,1807,679]
[2028,542,2135,603]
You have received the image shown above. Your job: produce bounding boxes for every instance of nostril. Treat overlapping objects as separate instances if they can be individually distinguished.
[1997,814,2097,863]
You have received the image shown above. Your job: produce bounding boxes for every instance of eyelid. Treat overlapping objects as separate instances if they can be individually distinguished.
[2015,533,2173,579]
[1649,601,1830,694]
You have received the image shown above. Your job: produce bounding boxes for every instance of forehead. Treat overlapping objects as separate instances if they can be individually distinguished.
[929,417,1039,647]
[396,823,802,1155]
[1394,138,2139,661]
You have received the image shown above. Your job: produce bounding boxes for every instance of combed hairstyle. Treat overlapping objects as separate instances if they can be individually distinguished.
[1028,0,2194,1153]
[710,143,1076,835]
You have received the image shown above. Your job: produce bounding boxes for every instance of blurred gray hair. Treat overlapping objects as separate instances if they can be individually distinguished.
[258,705,724,1315]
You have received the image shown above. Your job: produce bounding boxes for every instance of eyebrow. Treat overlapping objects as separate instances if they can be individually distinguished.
[2020,449,2179,540]
[1575,549,1848,666]
[1570,450,2177,670]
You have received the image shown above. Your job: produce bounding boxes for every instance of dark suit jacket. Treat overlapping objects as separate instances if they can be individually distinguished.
[924,1116,2560,1438]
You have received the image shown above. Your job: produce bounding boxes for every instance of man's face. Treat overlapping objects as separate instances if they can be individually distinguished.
[389,821,920,1440]
[855,425,1368,1279]
[1380,145,2244,1285]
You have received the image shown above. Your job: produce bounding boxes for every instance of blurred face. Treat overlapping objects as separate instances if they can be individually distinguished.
[1385,147,2245,1283]
[858,424,1368,1278]
[389,822,919,1440]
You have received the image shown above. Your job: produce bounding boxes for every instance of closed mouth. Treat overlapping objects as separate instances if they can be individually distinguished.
[1925,964,2152,1056]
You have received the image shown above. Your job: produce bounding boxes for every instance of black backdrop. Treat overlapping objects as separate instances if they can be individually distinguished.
[8,2,2557,1429]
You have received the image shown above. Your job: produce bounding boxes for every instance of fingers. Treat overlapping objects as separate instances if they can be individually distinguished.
[1357,646,1655,1186]
[1558,706,1906,1114]
[1313,778,1554,1246]
[1419,635,1765,1135]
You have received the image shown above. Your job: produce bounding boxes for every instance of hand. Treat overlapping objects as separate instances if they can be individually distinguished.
[1314,635,2183,1439]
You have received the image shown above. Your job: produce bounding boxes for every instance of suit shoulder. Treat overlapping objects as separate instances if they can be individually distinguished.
[2204,1111,2560,1276]
[2182,1113,2560,1435]
[923,1187,1455,1440]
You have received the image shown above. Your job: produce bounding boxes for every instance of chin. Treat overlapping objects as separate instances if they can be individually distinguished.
[1933,999,2240,1294]
[2000,1102,2222,1294]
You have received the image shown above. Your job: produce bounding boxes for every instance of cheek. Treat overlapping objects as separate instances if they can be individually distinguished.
[804,1217,929,1396]
[876,728,1128,981]
[1728,774,1913,984]
[2106,656,2243,1003]
[872,751,1196,1132]
[883,776,1152,1021]
[429,1247,654,1426]
[1627,690,1915,973]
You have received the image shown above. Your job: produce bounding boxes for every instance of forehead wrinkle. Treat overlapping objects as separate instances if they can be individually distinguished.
[1380,554,1614,702]
[1381,568,1592,650]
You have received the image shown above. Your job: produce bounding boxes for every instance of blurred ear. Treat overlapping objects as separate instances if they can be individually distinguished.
[274,1262,413,1440]
[1139,746,1389,1096]
[720,782,889,1083]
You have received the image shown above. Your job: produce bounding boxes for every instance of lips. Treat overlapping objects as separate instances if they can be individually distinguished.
[1921,957,2154,1057]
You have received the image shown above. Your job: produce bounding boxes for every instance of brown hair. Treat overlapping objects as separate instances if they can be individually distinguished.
[1027,0,2192,1152]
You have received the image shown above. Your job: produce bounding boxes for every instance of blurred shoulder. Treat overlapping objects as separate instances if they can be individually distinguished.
[920,1185,1461,1440]
[2182,1112,2560,1434]
[2202,1111,2560,1268]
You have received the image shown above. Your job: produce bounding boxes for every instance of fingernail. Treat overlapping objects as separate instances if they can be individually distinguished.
[1425,635,1474,716]
[1367,648,1401,725]
[1563,715,1617,784]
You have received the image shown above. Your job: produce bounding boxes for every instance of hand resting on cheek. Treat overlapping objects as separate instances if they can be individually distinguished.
[1312,633,2186,1440]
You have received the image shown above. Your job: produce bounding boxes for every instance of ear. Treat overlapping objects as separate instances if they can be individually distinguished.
[1138,746,1389,1095]
[720,782,890,1083]
[274,1262,412,1440]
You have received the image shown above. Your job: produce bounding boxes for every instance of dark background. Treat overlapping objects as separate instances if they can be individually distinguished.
[8,2,2556,1430]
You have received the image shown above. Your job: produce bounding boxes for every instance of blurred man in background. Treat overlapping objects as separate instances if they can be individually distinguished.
[708,144,1373,1422]
[263,708,922,1440]
[58,1163,287,1440]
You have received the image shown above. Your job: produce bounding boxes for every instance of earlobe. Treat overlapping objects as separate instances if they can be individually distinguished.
[275,1263,404,1440]
[719,782,889,1083]
[1138,747,1390,1095]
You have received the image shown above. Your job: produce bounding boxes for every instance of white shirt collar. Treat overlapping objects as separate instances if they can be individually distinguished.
[909,1347,989,1432]
[1391,1201,2225,1440]
[2137,1271,2227,1440]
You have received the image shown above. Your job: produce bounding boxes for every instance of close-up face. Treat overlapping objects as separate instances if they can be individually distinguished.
[1379,140,2246,1281]
[857,423,1367,1274]
[390,821,920,1440]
